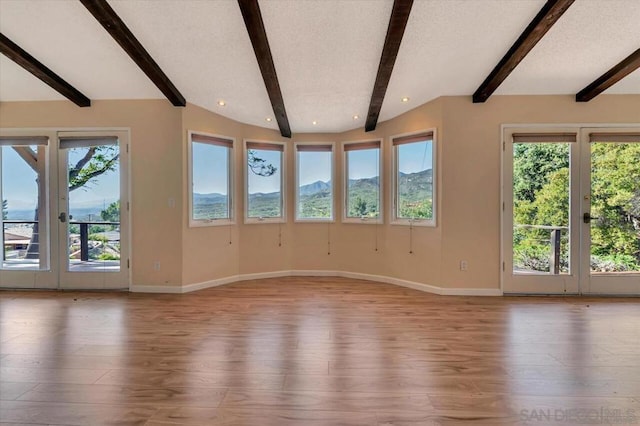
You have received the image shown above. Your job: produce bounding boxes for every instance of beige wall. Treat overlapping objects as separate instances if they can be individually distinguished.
[438,95,640,290]
[0,100,184,287]
[2,95,639,291]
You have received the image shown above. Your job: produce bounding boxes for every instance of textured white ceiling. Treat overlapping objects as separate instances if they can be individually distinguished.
[0,0,638,134]
[495,0,640,95]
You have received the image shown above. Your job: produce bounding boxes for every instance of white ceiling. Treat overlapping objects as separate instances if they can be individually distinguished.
[0,0,639,134]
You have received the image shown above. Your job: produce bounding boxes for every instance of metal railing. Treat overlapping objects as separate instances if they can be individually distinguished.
[69,221,119,261]
[514,224,568,274]
[3,220,119,262]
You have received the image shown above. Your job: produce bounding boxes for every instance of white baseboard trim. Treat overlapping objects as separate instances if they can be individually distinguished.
[442,287,504,296]
[131,270,502,296]
[129,284,184,293]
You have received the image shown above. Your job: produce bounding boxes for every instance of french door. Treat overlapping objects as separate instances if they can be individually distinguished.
[503,126,640,295]
[0,129,129,290]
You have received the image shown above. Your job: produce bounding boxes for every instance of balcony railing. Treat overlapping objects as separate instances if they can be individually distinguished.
[514,224,568,274]
[2,219,120,262]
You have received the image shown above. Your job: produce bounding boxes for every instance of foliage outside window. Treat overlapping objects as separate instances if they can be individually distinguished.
[295,144,333,221]
[393,132,435,225]
[589,135,640,273]
[512,140,570,274]
[189,132,233,226]
[344,141,381,222]
[245,141,284,222]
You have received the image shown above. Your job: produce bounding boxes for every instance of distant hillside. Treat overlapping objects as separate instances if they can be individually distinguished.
[192,170,432,219]
[299,180,331,196]
[193,192,229,219]
[399,169,433,197]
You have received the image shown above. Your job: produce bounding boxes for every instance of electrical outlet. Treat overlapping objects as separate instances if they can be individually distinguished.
[153,261,161,271]
[460,260,468,271]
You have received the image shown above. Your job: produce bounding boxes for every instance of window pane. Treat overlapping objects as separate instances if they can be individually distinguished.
[297,150,332,220]
[247,148,282,218]
[2,145,46,270]
[396,140,433,220]
[192,142,230,220]
[512,142,570,275]
[346,148,379,218]
[66,142,120,272]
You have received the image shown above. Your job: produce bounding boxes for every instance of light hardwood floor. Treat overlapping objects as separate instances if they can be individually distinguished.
[1,277,639,425]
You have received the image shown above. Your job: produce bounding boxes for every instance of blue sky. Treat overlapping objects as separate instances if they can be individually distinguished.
[247,149,281,194]
[348,148,379,180]
[2,147,38,213]
[298,151,331,186]
[398,141,433,174]
[2,145,120,216]
[192,143,229,194]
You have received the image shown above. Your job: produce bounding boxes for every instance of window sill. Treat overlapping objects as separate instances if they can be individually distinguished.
[391,219,436,227]
[189,219,235,228]
[244,217,286,225]
[342,217,383,225]
[294,218,335,224]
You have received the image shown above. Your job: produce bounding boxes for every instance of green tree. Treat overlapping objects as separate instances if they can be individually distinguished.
[399,200,433,219]
[100,200,120,222]
[513,142,640,271]
[351,197,368,217]
[513,143,568,202]
[590,143,640,263]
[512,143,570,272]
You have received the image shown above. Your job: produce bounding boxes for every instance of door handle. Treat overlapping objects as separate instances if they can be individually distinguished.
[58,212,66,223]
[583,212,599,224]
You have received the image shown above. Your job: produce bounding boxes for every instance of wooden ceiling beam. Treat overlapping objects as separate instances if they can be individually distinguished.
[576,48,640,102]
[238,0,291,138]
[472,0,575,103]
[365,0,413,132]
[79,0,186,107]
[0,33,91,107]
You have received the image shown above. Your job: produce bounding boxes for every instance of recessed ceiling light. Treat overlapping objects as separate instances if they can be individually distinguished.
[312,121,318,125]
[401,97,410,103]
[217,100,226,106]
[353,115,359,120]
[265,117,272,122]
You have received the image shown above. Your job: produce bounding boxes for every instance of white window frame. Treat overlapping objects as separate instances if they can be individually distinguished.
[342,139,383,224]
[391,129,437,227]
[294,142,335,223]
[188,130,235,227]
[244,139,286,224]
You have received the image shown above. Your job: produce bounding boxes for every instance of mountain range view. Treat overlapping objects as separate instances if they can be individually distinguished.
[193,168,433,219]
[5,170,432,221]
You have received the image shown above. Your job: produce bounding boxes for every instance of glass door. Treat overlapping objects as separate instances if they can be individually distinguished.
[580,129,640,295]
[0,132,56,289]
[504,127,640,295]
[57,131,129,290]
[502,129,581,294]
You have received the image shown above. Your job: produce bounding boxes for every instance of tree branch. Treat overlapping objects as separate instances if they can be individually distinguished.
[68,147,96,182]
[68,153,119,192]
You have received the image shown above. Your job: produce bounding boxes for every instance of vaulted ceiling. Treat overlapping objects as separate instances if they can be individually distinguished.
[1,0,639,135]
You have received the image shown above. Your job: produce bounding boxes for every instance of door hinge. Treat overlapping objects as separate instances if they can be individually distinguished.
[126,144,129,154]
[502,262,505,272]
[127,259,130,269]
[127,201,130,212]
[502,141,505,151]
[502,202,505,211]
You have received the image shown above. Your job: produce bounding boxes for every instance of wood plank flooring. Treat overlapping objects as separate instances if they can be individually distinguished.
[1,276,639,425]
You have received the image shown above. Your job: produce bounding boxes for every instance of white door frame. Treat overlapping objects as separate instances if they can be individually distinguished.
[0,127,131,290]
[502,123,640,295]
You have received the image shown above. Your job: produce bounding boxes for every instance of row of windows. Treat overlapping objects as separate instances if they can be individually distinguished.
[188,130,436,227]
